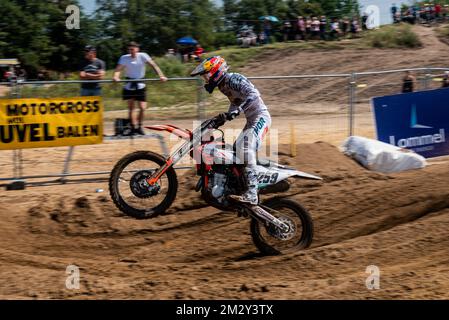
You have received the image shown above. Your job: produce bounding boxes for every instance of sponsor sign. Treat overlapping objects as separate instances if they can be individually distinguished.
[372,89,449,158]
[0,97,103,150]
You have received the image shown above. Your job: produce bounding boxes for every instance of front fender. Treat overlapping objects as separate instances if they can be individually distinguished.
[145,125,191,140]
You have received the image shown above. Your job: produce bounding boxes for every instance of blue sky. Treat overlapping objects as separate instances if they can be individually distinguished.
[79,0,416,25]
[79,0,95,15]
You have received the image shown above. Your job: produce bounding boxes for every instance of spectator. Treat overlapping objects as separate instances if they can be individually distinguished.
[330,18,341,40]
[257,32,266,45]
[362,12,368,30]
[4,69,14,82]
[442,71,449,88]
[350,18,360,38]
[37,70,46,81]
[425,5,432,24]
[180,46,193,63]
[192,44,205,61]
[165,48,176,59]
[391,3,398,23]
[311,17,320,40]
[342,17,350,36]
[305,17,312,41]
[402,71,416,93]
[297,16,306,40]
[320,16,327,40]
[17,68,27,81]
[113,41,167,135]
[79,45,105,96]
[395,11,401,23]
[282,21,292,42]
[435,3,442,21]
[420,6,426,23]
[412,5,418,21]
[263,18,272,44]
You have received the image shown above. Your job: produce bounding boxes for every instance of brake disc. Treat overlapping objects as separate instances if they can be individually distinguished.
[129,170,160,198]
[267,216,296,241]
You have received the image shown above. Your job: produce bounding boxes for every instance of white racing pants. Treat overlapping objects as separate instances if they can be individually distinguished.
[234,112,271,202]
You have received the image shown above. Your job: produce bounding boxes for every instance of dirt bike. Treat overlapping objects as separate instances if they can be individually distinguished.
[109,113,322,254]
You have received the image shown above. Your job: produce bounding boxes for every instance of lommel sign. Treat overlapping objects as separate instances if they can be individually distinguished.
[372,88,449,158]
[0,97,103,150]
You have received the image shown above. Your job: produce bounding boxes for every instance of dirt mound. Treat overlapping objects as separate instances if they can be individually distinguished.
[27,195,119,236]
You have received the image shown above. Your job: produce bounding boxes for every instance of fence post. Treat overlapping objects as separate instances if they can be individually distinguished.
[10,78,25,184]
[348,73,356,137]
[196,78,205,120]
[290,123,296,157]
[424,68,431,90]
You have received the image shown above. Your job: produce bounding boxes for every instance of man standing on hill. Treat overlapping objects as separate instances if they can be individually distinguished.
[402,71,416,93]
[79,45,105,96]
[113,41,167,135]
[391,3,398,23]
[319,16,327,40]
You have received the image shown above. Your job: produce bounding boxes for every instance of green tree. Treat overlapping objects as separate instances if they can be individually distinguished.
[0,0,89,77]
[95,0,220,66]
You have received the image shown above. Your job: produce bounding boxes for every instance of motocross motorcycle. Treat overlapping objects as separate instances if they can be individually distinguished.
[109,113,322,254]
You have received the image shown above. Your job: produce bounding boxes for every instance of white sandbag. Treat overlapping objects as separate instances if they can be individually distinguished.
[341,136,427,173]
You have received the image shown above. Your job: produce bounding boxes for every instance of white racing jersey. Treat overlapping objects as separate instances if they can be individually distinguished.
[218,73,270,125]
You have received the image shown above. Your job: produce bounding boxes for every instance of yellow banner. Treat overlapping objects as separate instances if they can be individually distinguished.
[0,97,103,150]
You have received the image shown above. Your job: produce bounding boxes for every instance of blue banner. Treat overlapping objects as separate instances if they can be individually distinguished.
[372,88,449,158]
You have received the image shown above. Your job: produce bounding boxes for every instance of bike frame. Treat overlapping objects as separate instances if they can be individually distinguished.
[144,119,215,185]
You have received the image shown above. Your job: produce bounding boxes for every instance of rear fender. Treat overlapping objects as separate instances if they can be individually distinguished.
[254,165,322,187]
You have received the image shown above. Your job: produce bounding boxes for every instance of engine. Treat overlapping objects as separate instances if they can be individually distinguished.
[206,166,235,204]
[210,172,228,199]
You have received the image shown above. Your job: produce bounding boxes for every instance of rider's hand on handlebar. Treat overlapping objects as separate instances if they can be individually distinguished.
[226,110,240,121]
[212,113,227,129]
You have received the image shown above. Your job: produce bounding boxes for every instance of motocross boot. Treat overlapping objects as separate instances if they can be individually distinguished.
[228,166,259,205]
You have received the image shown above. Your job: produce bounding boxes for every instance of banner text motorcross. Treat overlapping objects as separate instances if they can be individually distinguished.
[0,97,103,150]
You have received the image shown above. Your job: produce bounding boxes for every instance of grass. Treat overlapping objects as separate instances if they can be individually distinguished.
[363,23,422,49]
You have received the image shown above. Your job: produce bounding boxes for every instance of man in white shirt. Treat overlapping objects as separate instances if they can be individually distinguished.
[113,41,167,135]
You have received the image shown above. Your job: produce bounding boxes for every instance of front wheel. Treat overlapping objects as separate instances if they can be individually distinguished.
[250,198,314,255]
[109,151,178,219]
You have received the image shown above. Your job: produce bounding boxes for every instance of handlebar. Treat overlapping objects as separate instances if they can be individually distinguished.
[200,103,245,131]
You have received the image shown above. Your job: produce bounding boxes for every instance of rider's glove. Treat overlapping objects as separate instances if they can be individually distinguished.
[212,113,227,129]
[226,110,240,121]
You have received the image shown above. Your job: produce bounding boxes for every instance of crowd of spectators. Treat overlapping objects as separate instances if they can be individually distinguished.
[2,65,27,82]
[392,3,449,25]
[164,44,205,63]
[280,16,363,42]
[235,15,365,47]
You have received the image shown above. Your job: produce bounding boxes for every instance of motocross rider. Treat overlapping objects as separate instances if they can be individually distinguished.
[191,56,271,205]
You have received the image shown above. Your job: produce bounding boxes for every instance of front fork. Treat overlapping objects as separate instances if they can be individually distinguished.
[240,203,290,233]
[146,158,174,185]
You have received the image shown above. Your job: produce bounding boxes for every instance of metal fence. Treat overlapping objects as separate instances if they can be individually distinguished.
[1,66,448,186]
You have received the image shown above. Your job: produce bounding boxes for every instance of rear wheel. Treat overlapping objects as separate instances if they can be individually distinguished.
[109,151,178,219]
[250,198,313,255]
